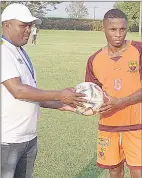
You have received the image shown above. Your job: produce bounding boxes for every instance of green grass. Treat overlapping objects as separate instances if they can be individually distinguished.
[25,30,140,178]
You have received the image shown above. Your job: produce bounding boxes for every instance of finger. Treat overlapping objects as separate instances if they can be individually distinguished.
[99,106,110,112]
[100,103,108,108]
[74,97,87,103]
[66,106,76,112]
[93,110,100,115]
[72,101,85,107]
[99,108,112,115]
[99,105,111,112]
[69,103,77,108]
[100,101,111,108]
[99,109,111,114]
[67,88,76,92]
[75,93,86,97]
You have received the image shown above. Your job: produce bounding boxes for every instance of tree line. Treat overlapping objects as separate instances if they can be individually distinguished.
[1,1,140,32]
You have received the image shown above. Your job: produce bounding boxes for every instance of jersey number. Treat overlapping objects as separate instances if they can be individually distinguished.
[114,79,122,90]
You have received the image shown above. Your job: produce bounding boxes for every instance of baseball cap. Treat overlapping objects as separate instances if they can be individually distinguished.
[1,3,42,24]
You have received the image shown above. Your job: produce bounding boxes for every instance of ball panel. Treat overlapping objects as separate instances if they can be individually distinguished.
[75,82,104,116]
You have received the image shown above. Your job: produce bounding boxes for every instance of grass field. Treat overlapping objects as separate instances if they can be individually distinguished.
[26,30,140,178]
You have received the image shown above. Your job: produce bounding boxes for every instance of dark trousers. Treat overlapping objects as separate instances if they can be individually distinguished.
[1,137,37,178]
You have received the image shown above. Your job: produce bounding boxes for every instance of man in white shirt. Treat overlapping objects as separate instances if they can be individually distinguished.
[1,3,86,178]
[32,24,38,45]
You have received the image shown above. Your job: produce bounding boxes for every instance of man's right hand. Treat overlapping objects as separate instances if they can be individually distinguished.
[2,77,87,106]
[59,88,86,107]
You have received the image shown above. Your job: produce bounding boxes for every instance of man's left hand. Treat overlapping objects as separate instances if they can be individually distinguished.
[58,104,76,112]
[99,95,123,116]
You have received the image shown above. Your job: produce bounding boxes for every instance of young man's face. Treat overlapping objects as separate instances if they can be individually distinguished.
[103,18,127,47]
[6,20,32,47]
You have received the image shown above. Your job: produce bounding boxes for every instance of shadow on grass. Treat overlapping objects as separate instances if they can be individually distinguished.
[75,157,104,178]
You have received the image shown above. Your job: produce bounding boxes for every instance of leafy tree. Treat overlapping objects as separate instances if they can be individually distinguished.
[1,1,61,17]
[65,2,88,19]
[1,1,10,12]
[114,2,140,31]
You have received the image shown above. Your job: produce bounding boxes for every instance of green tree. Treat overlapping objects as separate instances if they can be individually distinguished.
[65,2,88,19]
[1,1,10,12]
[1,1,61,17]
[114,2,140,31]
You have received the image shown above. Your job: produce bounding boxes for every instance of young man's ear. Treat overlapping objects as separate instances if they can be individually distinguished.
[101,22,105,32]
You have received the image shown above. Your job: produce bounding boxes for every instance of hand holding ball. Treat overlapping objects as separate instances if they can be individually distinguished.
[75,82,104,116]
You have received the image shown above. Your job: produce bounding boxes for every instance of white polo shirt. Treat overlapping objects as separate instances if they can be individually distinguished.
[32,27,37,35]
[1,38,40,143]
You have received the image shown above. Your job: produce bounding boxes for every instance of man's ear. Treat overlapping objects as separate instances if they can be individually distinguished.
[2,21,7,27]
[3,21,10,28]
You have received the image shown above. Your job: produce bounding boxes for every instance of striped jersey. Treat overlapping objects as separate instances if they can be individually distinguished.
[85,40,142,132]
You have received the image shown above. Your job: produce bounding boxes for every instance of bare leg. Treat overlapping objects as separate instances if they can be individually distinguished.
[130,169,142,178]
[109,163,124,178]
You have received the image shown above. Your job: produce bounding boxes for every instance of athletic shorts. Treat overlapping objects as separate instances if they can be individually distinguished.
[32,35,37,41]
[97,130,142,170]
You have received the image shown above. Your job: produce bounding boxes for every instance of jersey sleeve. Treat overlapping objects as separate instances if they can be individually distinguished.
[85,54,102,88]
[1,46,20,83]
[139,44,142,80]
[131,41,142,80]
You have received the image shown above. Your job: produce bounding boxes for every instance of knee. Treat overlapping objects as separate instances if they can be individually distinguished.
[130,169,142,178]
[109,167,124,178]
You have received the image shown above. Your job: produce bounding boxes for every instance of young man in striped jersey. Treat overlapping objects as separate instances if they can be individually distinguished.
[85,9,142,178]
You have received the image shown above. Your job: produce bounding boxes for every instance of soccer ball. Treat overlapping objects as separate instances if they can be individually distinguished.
[75,82,104,116]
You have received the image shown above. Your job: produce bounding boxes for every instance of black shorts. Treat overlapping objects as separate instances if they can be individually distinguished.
[32,35,37,41]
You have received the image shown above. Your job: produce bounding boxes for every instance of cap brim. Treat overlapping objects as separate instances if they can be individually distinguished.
[31,17,42,25]
[17,16,42,25]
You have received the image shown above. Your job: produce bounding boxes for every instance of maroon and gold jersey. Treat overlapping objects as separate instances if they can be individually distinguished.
[85,40,142,132]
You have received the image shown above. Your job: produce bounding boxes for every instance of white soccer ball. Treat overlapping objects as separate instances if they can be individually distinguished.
[75,82,104,116]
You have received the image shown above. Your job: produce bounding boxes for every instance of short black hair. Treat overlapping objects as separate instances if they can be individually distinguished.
[103,9,127,21]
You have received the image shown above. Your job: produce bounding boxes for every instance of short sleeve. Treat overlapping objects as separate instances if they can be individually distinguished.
[1,46,20,83]
[131,41,142,80]
[85,52,102,88]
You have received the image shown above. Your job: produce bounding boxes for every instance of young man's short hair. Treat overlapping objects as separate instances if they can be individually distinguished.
[103,9,127,21]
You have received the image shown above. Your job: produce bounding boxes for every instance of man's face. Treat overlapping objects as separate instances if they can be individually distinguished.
[6,20,32,47]
[103,18,127,47]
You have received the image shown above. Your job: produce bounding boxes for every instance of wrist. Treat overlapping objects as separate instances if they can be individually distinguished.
[51,90,62,101]
[120,96,131,107]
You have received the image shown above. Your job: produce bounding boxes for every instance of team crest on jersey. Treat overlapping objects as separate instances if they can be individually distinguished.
[128,61,138,72]
[17,58,23,64]
[98,138,109,160]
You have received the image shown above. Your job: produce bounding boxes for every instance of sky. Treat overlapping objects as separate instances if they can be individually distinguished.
[47,1,116,20]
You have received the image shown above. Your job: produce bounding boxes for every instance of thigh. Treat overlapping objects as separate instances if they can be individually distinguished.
[123,130,142,169]
[97,131,125,169]
[33,35,36,40]
[1,142,26,178]
[130,169,142,178]
[14,137,37,178]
